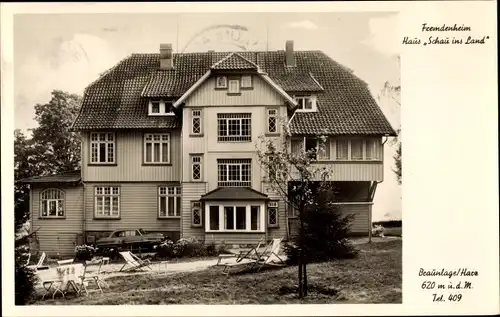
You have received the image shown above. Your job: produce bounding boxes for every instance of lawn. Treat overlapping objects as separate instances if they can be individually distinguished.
[33,239,402,305]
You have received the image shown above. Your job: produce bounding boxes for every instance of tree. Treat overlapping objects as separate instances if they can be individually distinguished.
[14,90,82,304]
[255,120,356,298]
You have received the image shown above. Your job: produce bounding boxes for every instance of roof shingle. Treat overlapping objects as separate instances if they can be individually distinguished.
[72,50,396,136]
[21,171,81,183]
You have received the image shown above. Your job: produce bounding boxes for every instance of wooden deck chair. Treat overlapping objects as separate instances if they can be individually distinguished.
[79,259,108,295]
[252,238,286,272]
[217,237,266,266]
[27,252,49,271]
[119,251,153,272]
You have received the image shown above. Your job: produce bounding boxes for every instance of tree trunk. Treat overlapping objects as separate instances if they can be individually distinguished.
[304,261,308,296]
[298,253,303,298]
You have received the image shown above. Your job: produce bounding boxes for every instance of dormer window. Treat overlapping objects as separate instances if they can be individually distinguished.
[148,100,175,116]
[294,95,317,112]
[216,76,227,88]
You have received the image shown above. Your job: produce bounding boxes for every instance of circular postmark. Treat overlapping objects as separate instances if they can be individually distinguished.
[182,24,261,52]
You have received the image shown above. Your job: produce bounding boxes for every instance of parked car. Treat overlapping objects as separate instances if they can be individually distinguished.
[95,229,165,252]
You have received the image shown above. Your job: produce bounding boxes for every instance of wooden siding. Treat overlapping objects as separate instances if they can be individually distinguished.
[31,184,84,257]
[185,76,284,107]
[338,203,372,234]
[181,182,208,240]
[290,162,384,181]
[205,232,265,247]
[82,130,182,182]
[84,183,181,233]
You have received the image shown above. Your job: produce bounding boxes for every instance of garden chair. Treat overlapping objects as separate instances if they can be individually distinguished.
[78,258,108,295]
[220,238,273,275]
[119,251,153,272]
[27,252,49,271]
[252,238,285,272]
[217,237,265,266]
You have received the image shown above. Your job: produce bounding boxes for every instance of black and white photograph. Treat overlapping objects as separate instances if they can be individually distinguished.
[2,2,497,316]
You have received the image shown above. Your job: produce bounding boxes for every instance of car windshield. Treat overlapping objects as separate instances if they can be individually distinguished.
[138,228,146,235]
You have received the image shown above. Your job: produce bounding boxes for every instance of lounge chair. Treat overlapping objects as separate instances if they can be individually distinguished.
[221,238,285,274]
[217,237,265,265]
[78,259,108,295]
[119,251,154,272]
[252,238,285,272]
[27,252,49,271]
[57,258,74,266]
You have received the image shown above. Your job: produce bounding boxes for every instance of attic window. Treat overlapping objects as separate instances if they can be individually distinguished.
[294,95,317,112]
[216,76,227,88]
[149,100,175,116]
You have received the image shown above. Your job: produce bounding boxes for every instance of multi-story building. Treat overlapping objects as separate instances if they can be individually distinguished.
[23,41,396,257]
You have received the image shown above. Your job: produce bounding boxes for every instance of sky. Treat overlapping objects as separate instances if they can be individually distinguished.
[13,12,401,221]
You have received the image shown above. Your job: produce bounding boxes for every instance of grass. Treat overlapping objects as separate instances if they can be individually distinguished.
[32,239,401,305]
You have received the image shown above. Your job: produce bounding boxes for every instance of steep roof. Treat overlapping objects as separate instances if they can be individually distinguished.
[72,50,396,136]
[20,170,81,184]
[200,187,269,201]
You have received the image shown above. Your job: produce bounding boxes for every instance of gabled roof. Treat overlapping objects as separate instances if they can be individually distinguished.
[72,50,396,136]
[211,52,259,70]
[200,187,269,201]
[20,170,81,184]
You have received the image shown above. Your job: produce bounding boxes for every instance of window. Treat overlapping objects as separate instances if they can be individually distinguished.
[192,201,203,227]
[151,102,160,114]
[90,132,115,164]
[294,96,316,112]
[241,75,252,88]
[228,79,240,94]
[267,109,278,133]
[217,113,251,142]
[206,204,263,232]
[40,189,65,218]
[267,201,279,227]
[148,100,175,116]
[191,155,202,181]
[291,138,303,155]
[351,140,364,160]
[144,133,170,164]
[336,139,348,160]
[95,186,120,218]
[216,76,227,88]
[191,109,202,135]
[217,159,251,187]
[366,139,378,160]
[305,137,318,160]
[158,186,181,217]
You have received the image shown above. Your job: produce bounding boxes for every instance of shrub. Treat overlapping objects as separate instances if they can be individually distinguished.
[14,221,38,305]
[285,185,359,265]
[74,244,96,261]
[153,238,228,258]
[153,239,175,258]
[372,224,385,237]
[173,237,206,257]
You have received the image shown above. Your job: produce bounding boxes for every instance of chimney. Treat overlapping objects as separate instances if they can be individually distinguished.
[285,40,295,67]
[159,43,173,70]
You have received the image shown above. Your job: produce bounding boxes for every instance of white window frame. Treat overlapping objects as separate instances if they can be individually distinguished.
[148,100,175,116]
[228,79,240,94]
[40,188,65,218]
[216,76,227,88]
[191,155,203,181]
[191,201,203,227]
[241,75,253,88]
[217,113,252,142]
[267,201,279,227]
[191,109,202,135]
[158,186,181,218]
[90,132,115,164]
[94,186,120,218]
[217,159,252,187]
[292,137,330,161]
[205,203,265,233]
[267,108,278,133]
[334,139,381,161]
[294,95,317,112]
[350,139,364,161]
[144,133,170,164]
